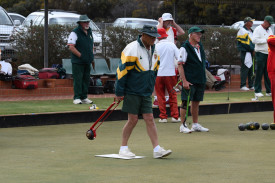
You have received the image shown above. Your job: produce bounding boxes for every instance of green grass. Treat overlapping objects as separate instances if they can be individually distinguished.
[0,91,271,115]
[0,111,274,183]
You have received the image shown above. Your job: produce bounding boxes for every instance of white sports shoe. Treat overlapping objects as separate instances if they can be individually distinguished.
[171,117,181,123]
[191,123,209,132]
[153,147,172,159]
[159,118,167,123]
[255,93,264,97]
[240,86,249,91]
[73,99,82,104]
[266,93,272,97]
[119,148,135,158]
[180,124,192,133]
[81,98,93,104]
[249,87,255,90]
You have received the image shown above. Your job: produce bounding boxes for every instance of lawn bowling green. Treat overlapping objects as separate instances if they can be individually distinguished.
[0,111,275,183]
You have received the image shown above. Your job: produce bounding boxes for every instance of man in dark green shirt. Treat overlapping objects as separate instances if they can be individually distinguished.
[178,26,209,133]
[68,15,94,104]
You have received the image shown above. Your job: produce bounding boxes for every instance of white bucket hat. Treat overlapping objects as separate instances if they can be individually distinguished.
[162,13,173,21]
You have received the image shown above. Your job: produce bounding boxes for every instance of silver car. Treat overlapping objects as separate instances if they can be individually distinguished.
[0,6,20,59]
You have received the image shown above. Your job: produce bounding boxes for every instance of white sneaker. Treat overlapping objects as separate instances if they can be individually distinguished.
[191,123,209,132]
[73,99,82,104]
[249,87,255,90]
[119,148,135,158]
[266,93,272,97]
[81,98,93,104]
[240,86,249,91]
[180,124,192,133]
[171,117,181,123]
[153,147,172,158]
[255,93,264,97]
[159,118,167,123]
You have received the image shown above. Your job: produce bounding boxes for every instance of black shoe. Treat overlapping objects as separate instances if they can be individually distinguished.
[212,81,222,89]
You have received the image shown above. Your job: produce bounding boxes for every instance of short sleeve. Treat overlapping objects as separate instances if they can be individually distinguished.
[178,47,187,64]
[67,32,77,45]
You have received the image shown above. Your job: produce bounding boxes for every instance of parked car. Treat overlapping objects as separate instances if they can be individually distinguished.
[113,17,158,29]
[0,6,20,60]
[21,10,102,54]
[8,13,26,25]
[231,20,275,32]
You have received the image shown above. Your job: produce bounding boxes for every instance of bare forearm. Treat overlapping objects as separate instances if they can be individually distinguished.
[173,22,185,36]
[69,45,81,58]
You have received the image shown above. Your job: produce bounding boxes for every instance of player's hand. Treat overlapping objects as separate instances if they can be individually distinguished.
[158,17,163,23]
[182,80,192,90]
[115,96,124,102]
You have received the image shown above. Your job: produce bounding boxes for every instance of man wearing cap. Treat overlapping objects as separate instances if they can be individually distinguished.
[115,25,172,159]
[236,17,255,91]
[252,15,274,97]
[177,26,209,133]
[155,28,181,123]
[67,15,94,105]
[154,13,185,107]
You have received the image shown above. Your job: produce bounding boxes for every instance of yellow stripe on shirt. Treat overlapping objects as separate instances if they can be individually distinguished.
[121,52,138,64]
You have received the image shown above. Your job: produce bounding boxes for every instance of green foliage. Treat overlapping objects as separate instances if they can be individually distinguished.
[13,25,73,69]
[103,26,140,58]
[177,26,239,65]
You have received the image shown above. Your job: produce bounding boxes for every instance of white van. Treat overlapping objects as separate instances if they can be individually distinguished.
[113,18,158,29]
[231,20,275,32]
[21,10,102,54]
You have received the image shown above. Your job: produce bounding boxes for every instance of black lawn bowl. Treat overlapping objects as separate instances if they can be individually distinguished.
[270,123,275,130]
[246,122,255,130]
[238,123,246,131]
[262,123,269,130]
[86,129,96,140]
[254,122,260,130]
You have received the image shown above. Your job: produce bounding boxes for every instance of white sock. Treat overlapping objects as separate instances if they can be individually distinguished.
[120,146,128,151]
[153,145,160,152]
[192,123,198,126]
[154,96,157,100]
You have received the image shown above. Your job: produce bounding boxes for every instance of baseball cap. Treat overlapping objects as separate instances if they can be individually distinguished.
[140,25,160,37]
[188,26,205,34]
[157,28,168,39]
[244,17,255,23]
[264,15,274,24]
[162,13,173,21]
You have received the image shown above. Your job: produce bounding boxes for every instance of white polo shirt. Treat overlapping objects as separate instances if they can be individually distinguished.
[156,39,180,76]
[252,25,273,54]
[67,32,78,45]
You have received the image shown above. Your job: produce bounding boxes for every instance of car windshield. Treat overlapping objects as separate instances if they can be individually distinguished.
[125,20,158,29]
[22,15,38,26]
[49,17,100,31]
[0,9,13,25]
[49,17,78,25]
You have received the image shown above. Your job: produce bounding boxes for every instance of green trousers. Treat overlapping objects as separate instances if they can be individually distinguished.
[254,52,271,93]
[240,51,253,88]
[72,63,91,100]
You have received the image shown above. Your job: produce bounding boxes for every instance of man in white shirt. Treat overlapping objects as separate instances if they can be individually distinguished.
[252,15,274,97]
[154,13,185,107]
[155,28,181,123]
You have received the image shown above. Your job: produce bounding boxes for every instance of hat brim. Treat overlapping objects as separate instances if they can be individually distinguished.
[77,19,91,23]
[191,29,205,34]
[163,18,173,21]
[143,32,161,37]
